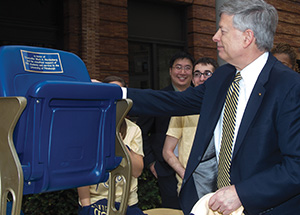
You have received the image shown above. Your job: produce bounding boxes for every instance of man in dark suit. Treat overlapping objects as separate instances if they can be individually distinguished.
[125,0,300,214]
[137,51,194,209]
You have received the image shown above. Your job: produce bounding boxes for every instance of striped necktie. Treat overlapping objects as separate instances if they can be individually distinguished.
[217,72,242,189]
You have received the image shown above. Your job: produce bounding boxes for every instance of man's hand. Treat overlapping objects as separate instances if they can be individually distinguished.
[150,162,158,178]
[208,185,242,215]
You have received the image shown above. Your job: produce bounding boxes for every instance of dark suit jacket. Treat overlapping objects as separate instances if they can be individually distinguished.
[136,84,175,176]
[128,54,300,215]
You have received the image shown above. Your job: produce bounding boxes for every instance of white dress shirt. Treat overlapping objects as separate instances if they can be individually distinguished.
[121,87,127,99]
[214,52,269,161]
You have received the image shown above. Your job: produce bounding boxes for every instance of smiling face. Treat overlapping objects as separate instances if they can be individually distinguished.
[169,58,193,91]
[212,14,246,67]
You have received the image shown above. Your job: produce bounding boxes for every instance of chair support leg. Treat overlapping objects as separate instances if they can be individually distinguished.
[107,99,133,215]
[0,97,26,215]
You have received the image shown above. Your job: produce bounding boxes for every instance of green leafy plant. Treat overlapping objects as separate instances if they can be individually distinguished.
[22,189,78,215]
[138,169,161,210]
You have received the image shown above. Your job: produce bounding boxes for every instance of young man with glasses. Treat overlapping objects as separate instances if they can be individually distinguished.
[163,57,219,200]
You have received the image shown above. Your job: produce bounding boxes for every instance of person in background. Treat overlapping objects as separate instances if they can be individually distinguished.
[77,76,145,215]
[124,0,300,214]
[136,51,194,209]
[163,57,218,197]
[271,42,300,73]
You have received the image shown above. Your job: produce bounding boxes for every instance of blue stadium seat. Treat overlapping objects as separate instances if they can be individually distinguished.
[0,45,130,215]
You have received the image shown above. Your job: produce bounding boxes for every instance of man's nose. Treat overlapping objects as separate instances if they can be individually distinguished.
[212,29,221,42]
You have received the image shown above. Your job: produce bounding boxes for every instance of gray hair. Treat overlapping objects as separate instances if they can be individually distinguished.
[219,0,278,52]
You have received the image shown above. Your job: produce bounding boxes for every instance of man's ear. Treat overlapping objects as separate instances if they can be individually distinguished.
[243,29,255,48]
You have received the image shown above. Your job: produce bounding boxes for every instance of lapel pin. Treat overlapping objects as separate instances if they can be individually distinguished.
[258,93,262,96]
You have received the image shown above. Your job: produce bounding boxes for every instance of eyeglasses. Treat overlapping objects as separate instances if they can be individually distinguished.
[173,65,192,72]
[193,70,213,78]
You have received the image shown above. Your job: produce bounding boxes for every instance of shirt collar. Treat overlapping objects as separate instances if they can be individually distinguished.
[239,52,268,83]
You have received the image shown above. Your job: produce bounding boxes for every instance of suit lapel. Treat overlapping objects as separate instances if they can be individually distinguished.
[184,64,236,182]
[232,54,277,159]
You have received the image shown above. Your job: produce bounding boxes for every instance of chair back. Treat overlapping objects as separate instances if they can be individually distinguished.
[0,45,123,194]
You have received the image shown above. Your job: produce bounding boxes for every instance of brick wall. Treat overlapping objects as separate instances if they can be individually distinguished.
[63,0,82,57]
[64,0,129,83]
[96,0,129,83]
[63,0,300,83]
[187,0,217,60]
[267,0,300,59]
